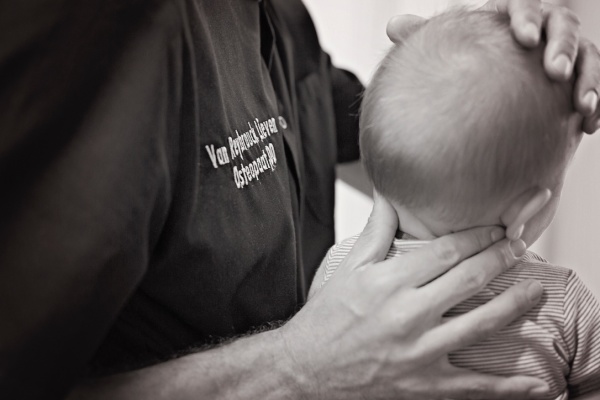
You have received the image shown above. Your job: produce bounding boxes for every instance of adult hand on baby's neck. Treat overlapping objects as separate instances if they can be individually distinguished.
[301,194,540,399]
[393,187,555,250]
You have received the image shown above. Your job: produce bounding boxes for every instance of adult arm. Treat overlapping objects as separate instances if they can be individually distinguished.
[386,0,600,133]
[69,194,549,400]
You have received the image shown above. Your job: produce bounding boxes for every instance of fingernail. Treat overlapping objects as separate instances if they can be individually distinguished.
[583,90,599,114]
[523,23,540,44]
[527,281,544,303]
[509,239,526,258]
[491,227,505,242]
[553,55,572,79]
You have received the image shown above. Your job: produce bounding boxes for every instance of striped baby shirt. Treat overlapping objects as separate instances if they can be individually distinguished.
[321,235,600,399]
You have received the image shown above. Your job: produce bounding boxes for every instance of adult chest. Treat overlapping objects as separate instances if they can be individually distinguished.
[144,0,300,337]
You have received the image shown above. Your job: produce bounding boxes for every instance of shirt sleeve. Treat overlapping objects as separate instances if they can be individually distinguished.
[320,235,360,288]
[563,271,600,397]
[0,1,182,397]
[268,0,363,164]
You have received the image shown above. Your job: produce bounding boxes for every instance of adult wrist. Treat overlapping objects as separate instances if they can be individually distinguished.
[275,322,319,400]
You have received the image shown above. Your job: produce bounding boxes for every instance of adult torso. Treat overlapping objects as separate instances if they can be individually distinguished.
[90,0,340,373]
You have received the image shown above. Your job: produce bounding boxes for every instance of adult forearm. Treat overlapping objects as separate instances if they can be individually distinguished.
[69,329,304,400]
[68,204,549,400]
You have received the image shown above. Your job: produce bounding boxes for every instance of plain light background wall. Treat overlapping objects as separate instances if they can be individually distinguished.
[302,0,600,298]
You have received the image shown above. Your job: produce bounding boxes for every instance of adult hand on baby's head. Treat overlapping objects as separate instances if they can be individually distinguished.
[482,0,600,133]
[296,194,549,399]
[576,38,600,134]
[386,0,600,134]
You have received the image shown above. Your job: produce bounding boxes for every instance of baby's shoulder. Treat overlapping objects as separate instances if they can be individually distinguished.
[452,250,576,317]
[501,250,574,288]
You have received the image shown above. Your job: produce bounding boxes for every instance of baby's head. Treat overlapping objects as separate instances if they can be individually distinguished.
[360,9,583,244]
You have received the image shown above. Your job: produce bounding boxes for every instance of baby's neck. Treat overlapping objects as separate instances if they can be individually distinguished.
[394,205,441,240]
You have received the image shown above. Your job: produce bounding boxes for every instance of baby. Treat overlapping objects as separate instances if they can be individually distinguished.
[316,9,600,399]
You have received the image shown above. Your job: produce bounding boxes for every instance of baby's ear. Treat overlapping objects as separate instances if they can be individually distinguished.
[386,15,426,44]
[501,188,552,241]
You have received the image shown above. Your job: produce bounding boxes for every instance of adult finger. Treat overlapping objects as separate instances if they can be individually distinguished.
[386,14,426,44]
[495,0,543,47]
[420,238,526,312]
[575,39,600,132]
[542,5,580,81]
[435,366,549,400]
[343,191,398,269]
[374,226,505,288]
[423,279,543,355]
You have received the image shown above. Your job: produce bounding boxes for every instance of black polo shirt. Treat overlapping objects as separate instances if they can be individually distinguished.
[0,0,362,376]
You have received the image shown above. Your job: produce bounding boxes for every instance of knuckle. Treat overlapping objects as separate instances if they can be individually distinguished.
[527,7,543,21]
[370,269,394,289]
[585,41,600,60]
[431,238,460,265]
[460,269,486,293]
[550,32,580,55]
[580,38,594,53]
[474,230,490,252]
[463,381,492,400]
[559,38,579,57]
[577,40,600,82]
[474,316,498,338]
[513,0,540,11]
[556,7,581,27]
[519,7,542,21]
[390,296,424,331]
[513,4,542,25]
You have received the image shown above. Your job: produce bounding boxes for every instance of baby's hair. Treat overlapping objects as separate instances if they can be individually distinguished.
[360,9,573,225]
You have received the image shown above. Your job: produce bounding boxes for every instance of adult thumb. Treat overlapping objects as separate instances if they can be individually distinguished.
[347,191,398,268]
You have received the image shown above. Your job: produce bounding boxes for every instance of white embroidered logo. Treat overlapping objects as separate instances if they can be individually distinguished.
[204,116,283,189]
